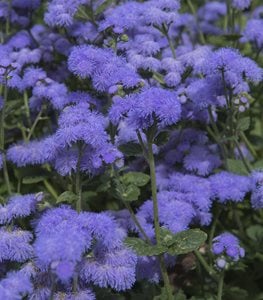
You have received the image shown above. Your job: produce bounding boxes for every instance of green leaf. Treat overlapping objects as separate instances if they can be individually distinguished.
[225,286,248,300]
[246,225,263,242]
[95,0,115,15]
[153,288,169,300]
[174,290,187,300]
[252,159,263,170]
[222,34,243,41]
[237,117,250,131]
[227,159,248,175]
[125,237,167,256]
[154,131,170,146]
[22,176,46,184]
[118,142,142,156]
[121,172,150,187]
[160,227,176,247]
[121,184,141,202]
[56,191,78,204]
[166,229,207,256]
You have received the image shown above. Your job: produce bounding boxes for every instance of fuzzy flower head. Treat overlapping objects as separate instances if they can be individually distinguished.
[44,0,86,27]
[68,45,141,92]
[203,48,262,91]
[8,102,121,175]
[109,87,181,131]
[0,153,3,170]
[209,171,251,203]
[250,171,263,209]
[212,233,245,264]
[0,227,34,262]
[0,193,44,224]
[232,0,251,10]
[241,19,263,49]
[80,247,137,291]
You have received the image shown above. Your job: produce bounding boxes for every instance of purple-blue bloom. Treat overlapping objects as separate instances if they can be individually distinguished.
[0,227,34,262]
[0,268,33,299]
[68,45,141,92]
[209,171,251,203]
[0,193,43,224]
[0,153,3,170]
[250,171,263,209]
[212,232,245,261]
[80,247,137,291]
[232,0,251,10]
[109,87,181,130]
[241,19,263,49]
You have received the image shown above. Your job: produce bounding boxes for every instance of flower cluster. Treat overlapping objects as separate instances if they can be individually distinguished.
[0,0,262,298]
[212,233,245,269]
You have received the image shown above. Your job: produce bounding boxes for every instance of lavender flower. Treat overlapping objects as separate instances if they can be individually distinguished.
[68,45,141,92]
[80,247,137,291]
[44,0,86,27]
[209,171,251,203]
[109,87,181,130]
[0,193,43,224]
[232,0,251,10]
[0,269,32,299]
[0,227,34,262]
[251,171,263,209]
[0,153,3,170]
[241,19,263,50]
[212,233,245,261]
[34,207,91,274]
[183,145,221,176]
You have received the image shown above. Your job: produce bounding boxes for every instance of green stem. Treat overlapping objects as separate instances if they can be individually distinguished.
[5,0,11,36]
[161,24,176,58]
[73,274,78,293]
[147,137,173,300]
[123,201,151,244]
[76,144,83,213]
[240,131,257,159]
[44,180,58,201]
[194,250,218,282]
[23,91,31,127]
[26,109,43,141]
[2,156,11,195]
[136,130,149,162]
[0,82,12,195]
[234,138,252,172]
[208,207,221,264]
[217,272,225,300]
[208,107,228,169]
[186,0,206,44]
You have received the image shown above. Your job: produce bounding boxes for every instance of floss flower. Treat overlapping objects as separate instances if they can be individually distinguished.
[68,45,141,92]
[209,171,251,203]
[212,233,245,262]
[109,87,181,130]
[250,171,263,209]
[0,193,43,224]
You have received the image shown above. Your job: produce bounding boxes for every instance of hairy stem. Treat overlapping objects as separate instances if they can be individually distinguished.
[0,82,12,195]
[147,137,173,300]
[194,250,218,282]
[208,207,221,265]
[186,0,206,44]
[76,144,83,213]
[161,24,176,58]
[26,109,43,141]
[217,272,225,300]
[123,201,151,244]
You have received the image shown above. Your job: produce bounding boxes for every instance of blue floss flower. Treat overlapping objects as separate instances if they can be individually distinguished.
[212,232,245,261]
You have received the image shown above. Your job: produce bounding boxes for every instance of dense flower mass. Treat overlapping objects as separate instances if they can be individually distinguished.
[0,0,262,299]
